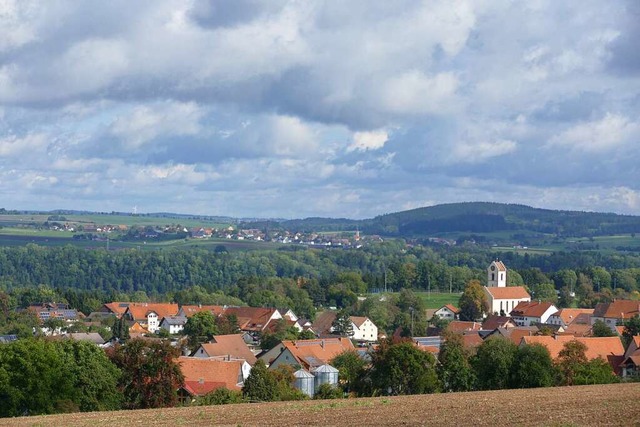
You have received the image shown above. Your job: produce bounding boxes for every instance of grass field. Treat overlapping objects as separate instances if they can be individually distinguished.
[374,292,460,309]
[6,383,639,427]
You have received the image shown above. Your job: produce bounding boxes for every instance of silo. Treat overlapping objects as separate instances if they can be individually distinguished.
[293,369,315,398]
[312,364,339,390]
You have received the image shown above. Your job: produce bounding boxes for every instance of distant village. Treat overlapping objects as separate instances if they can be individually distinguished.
[2,260,639,403]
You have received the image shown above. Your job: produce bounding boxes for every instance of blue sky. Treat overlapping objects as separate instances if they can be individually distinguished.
[1,1,639,219]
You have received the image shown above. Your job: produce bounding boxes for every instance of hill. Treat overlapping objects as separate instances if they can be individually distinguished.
[364,202,640,237]
[6,383,639,426]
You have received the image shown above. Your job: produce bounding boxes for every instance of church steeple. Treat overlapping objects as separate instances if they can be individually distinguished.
[487,260,507,287]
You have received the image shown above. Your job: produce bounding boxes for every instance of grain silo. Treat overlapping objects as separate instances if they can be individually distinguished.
[293,369,315,397]
[312,364,339,390]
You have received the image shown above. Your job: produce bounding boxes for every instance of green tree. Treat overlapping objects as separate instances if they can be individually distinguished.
[622,314,640,349]
[437,332,475,392]
[532,283,558,304]
[592,319,616,337]
[369,341,439,396]
[332,309,354,337]
[573,358,619,385]
[473,337,517,390]
[58,340,122,411]
[108,338,183,409]
[555,340,588,386]
[197,387,244,405]
[112,316,130,341]
[510,343,555,388]
[459,280,489,321]
[242,359,278,402]
[331,350,367,395]
[184,311,218,351]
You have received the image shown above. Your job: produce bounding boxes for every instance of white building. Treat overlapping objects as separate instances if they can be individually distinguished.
[434,304,460,320]
[483,286,531,316]
[160,316,188,334]
[487,260,507,287]
[350,316,378,341]
[509,301,558,326]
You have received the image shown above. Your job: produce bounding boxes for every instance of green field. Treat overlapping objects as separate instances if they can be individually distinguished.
[374,291,460,309]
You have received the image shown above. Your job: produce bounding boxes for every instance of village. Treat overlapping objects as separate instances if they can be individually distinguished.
[2,260,639,405]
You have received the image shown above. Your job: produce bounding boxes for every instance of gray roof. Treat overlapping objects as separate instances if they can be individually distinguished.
[0,335,18,344]
[312,364,339,373]
[161,316,188,326]
[294,369,315,378]
[67,333,105,345]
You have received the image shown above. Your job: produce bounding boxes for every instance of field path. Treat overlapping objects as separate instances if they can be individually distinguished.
[6,383,640,426]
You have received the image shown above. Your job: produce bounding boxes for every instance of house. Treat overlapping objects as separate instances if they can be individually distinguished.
[446,321,482,334]
[483,286,531,316]
[64,332,105,346]
[520,335,625,374]
[123,303,180,334]
[350,316,378,342]
[178,305,226,318]
[510,301,558,326]
[547,308,594,329]
[26,303,80,323]
[223,307,283,333]
[192,334,257,365]
[100,302,132,318]
[160,316,188,335]
[434,304,460,321]
[482,314,516,330]
[619,336,640,378]
[485,326,539,345]
[310,312,378,341]
[591,300,640,332]
[487,260,507,287]
[177,356,248,403]
[266,338,355,371]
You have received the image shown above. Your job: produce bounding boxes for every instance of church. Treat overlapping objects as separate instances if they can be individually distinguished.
[482,260,531,316]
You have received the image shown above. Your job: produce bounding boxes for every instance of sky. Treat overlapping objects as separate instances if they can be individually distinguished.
[1,0,639,219]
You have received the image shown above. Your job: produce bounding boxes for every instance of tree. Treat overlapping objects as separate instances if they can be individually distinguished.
[510,343,554,388]
[332,309,354,337]
[58,340,121,412]
[622,314,640,349]
[555,340,588,386]
[573,358,619,385]
[459,280,488,321]
[473,337,517,390]
[532,283,558,304]
[108,338,183,409]
[592,319,616,337]
[369,341,439,396]
[183,311,218,351]
[197,387,244,405]
[112,316,130,341]
[331,350,367,395]
[437,332,475,392]
[242,359,278,402]
[314,383,343,399]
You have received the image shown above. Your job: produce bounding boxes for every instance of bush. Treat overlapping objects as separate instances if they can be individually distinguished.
[314,384,344,399]
[197,388,244,405]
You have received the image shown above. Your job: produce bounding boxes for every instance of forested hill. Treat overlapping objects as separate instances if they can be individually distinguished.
[364,202,640,237]
[270,202,640,237]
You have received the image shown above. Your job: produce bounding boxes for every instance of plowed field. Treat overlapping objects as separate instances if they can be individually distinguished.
[6,383,640,426]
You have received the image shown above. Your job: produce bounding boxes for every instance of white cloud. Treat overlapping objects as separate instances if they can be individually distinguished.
[549,113,640,152]
[450,139,517,164]
[110,102,203,148]
[0,133,48,157]
[348,130,388,152]
[378,71,459,115]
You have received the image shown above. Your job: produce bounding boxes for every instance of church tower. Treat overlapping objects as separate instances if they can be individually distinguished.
[487,260,507,287]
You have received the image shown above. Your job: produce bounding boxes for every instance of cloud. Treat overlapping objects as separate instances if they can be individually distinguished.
[549,113,640,152]
[348,130,388,152]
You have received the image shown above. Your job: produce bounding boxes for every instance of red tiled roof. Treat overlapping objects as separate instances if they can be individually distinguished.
[102,302,131,316]
[462,333,483,348]
[443,304,461,314]
[485,286,531,300]
[180,305,225,317]
[447,321,482,333]
[280,338,355,369]
[350,316,369,328]
[178,356,243,394]
[312,311,337,336]
[510,301,557,318]
[593,300,640,319]
[552,308,594,326]
[492,261,507,271]
[521,336,625,372]
[125,303,179,321]
[198,334,257,365]
[223,307,279,332]
[482,315,516,330]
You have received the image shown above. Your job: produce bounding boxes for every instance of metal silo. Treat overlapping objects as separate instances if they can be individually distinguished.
[293,369,315,398]
[312,364,339,390]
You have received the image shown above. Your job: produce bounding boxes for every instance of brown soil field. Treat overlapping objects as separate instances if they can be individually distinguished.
[6,383,640,427]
